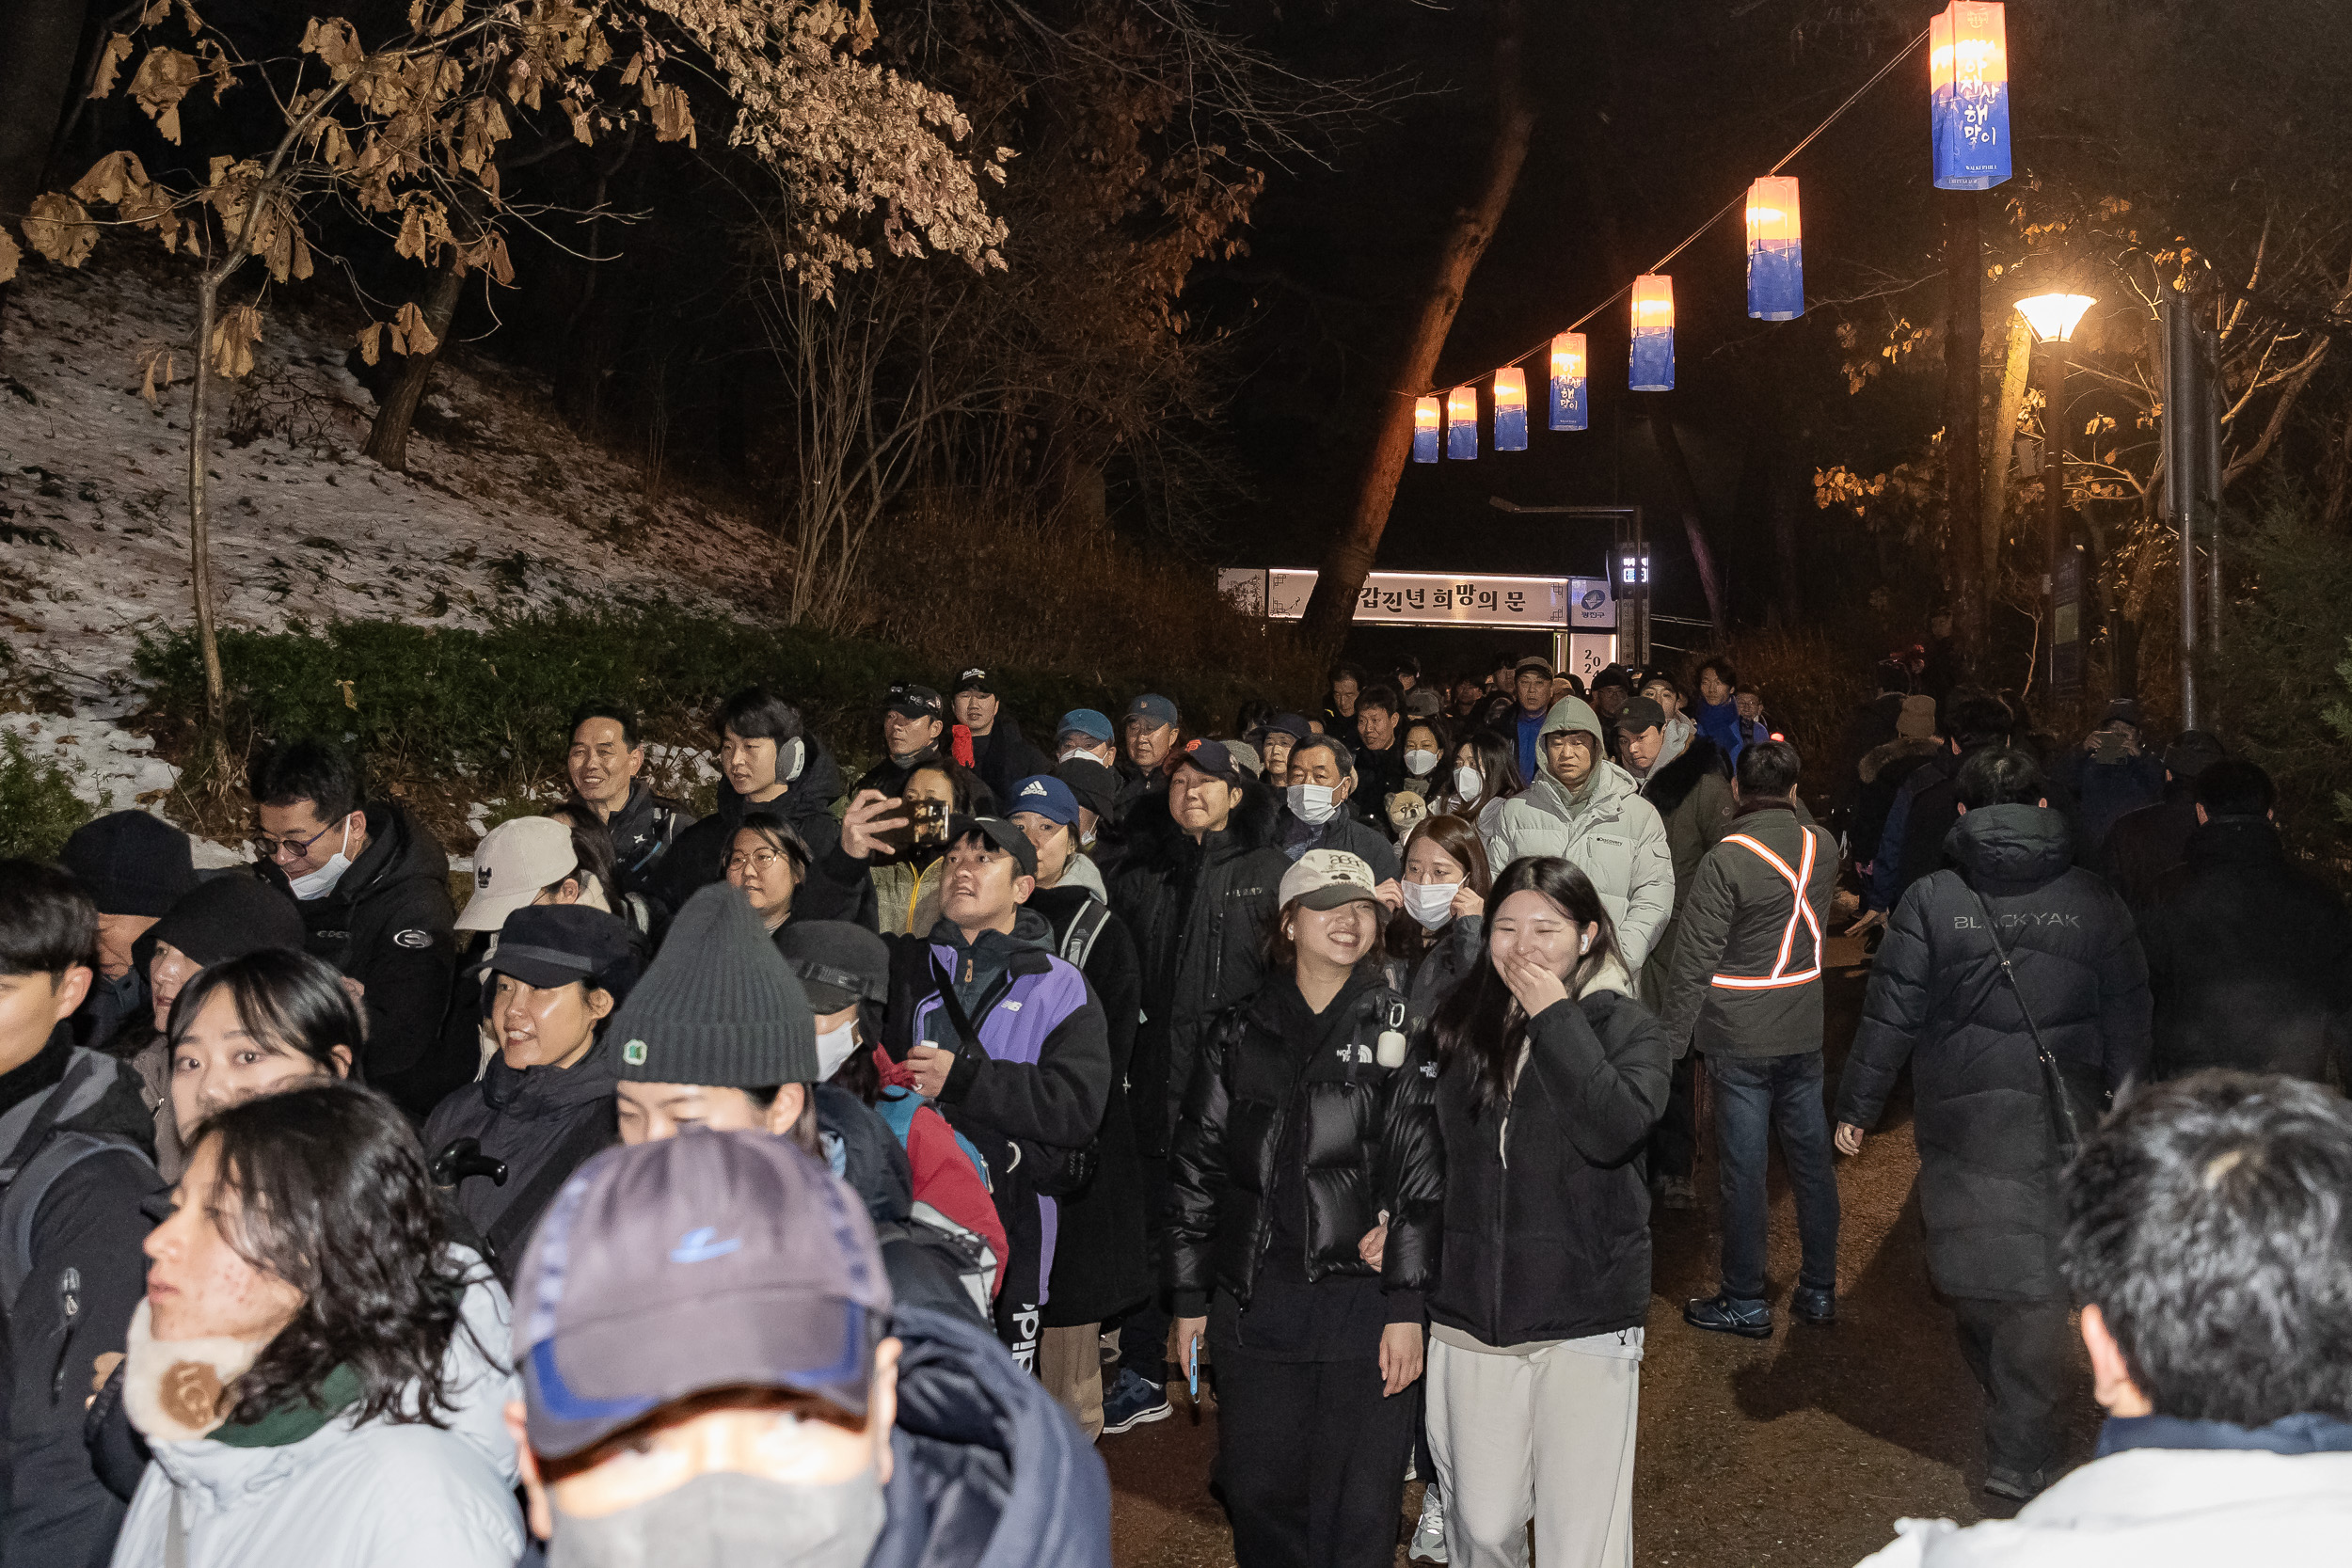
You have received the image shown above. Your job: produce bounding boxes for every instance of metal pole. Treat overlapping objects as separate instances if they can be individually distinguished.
[2201,321,2224,663]
[2045,337,2066,694]
[2163,296,2198,729]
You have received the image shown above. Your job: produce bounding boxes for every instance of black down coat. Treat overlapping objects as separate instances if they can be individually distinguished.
[1837,803,2151,1302]
[1166,972,1441,1313]
[1107,783,1290,1159]
[1422,970,1672,1347]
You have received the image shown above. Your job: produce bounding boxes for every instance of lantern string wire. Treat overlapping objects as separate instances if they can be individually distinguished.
[1431,24,1933,398]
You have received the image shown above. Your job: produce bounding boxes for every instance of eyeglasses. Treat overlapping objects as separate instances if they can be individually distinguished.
[724,848,797,876]
[252,820,342,862]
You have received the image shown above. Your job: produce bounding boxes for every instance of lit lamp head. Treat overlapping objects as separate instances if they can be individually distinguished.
[1445,384,1479,460]
[2015,292,2096,344]
[1744,176,1804,322]
[1492,367,1529,451]
[1549,331,1588,432]
[1411,394,1441,463]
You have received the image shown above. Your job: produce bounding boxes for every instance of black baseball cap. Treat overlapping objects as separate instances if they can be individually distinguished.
[775,921,890,1014]
[485,904,640,999]
[1614,696,1668,734]
[1175,737,1244,786]
[947,815,1038,880]
[1054,757,1118,823]
[887,684,945,721]
[953,668,996,696]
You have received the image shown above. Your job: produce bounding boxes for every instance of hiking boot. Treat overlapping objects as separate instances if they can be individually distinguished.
[1983,1465,2049,1503]
[1684,1291,1774,1339]
[1790,1285,1836,1324]
[1100,1367,1171,1434]
[1408,1484,1449,1562]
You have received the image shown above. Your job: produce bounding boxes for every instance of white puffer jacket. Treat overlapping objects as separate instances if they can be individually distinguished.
[1481,703,1675,974]
[108,1249,522,1568]
[1853,1448,2352,1568]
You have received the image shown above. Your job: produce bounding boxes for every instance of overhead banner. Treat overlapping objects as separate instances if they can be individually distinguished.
[1218,569,1577,628]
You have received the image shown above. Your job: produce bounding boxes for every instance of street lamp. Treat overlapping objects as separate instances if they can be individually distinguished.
[2015,291,2095,693]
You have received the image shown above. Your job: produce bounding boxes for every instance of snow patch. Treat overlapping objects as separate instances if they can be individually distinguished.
[0,710,177,806]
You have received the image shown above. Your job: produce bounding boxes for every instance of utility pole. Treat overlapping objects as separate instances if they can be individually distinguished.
[1942,192,1985,673]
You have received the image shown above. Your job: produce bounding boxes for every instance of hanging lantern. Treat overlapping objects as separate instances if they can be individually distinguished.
[1745,176,1804,321]
[1445,384,1478,460]
[1931,2,2010,191]
[1411,395,1441,463]
[1549,332,1588,431]
[1492,368,1529,451]
[1629,275,1675,391]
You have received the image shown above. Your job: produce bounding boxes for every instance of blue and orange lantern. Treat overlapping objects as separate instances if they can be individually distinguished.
[1931,1,2010,190]
[1549,332,1588,431]
[1629,275,1675,391]
[1445,384,1478,459]
[1745,176,1804,321]
[1492,367,1529,451]
[1411,395,1440,462]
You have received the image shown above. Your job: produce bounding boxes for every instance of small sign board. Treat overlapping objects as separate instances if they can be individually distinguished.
[1217,569,1575,628]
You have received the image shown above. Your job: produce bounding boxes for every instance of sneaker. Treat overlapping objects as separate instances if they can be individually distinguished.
[1983,1466,2048,1503]
[1409,1485,1448,1562]
[1661,1176,1698,1211]
[1100,1367,1172,1434]
[1684,1291,1774,1339]
[1790,1285,1836,1324]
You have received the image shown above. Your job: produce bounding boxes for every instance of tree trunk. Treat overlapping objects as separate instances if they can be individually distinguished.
[189,274,226,729]
[1297,0,1534,653]
[1648,401,1727,641]
[1983,310,2032,587]
[1942,191,1985,673]
[361,258,464,471]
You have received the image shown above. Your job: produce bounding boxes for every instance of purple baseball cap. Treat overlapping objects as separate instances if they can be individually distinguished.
[514,1130,893,1460]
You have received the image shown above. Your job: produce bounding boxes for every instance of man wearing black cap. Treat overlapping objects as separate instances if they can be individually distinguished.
[834,797,1110,1370]
[1511,655,1555,783]
[2100,729,2227,910]
[2056,699,2166,856]
[56,811,198,1053]
[952,669,1052,807]
[857,684,949,801]
[507,1130,1110,1568]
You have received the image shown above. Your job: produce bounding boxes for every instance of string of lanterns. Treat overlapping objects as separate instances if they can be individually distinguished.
[1412,0,2010,463]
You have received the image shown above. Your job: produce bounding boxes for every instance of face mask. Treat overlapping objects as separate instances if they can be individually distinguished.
[816,1020,860,1080]
[286,818,355,901]
[1286,783,1339,825]
[1405,749,1439,777]
[1058,746,1098,767]
[1401,879,1460,931]
[552,1468,884,1568]
[1453,765,1485,802]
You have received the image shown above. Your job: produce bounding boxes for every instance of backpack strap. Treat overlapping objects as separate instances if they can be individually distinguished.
[482,1116,615,1282]
[2,1130,151,1307]
[1058,900,1111,972]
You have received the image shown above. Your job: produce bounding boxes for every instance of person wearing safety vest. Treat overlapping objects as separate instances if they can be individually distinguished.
[1657,738,1841,1340]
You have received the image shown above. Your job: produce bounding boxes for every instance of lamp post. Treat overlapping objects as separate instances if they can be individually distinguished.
[2015,291,2095,690]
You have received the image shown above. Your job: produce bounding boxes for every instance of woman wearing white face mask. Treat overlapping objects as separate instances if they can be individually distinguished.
[1440,730,1524,839]
[1383,816,1492,1018]
[1408,857,1672,1568]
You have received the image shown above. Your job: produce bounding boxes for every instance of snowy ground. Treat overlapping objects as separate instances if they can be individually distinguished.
[1,247,781,832]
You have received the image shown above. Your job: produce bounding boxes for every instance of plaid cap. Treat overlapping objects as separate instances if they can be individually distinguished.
[1513,655,1553,679]
[515,1131,892,1461]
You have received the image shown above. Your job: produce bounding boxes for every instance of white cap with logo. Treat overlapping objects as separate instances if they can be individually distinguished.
[457,816,581,932]
[1278,847,1381,911]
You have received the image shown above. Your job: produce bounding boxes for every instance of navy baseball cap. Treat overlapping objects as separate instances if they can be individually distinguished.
[1175,738,1244,786]
[1057,708,1115,744]
[1125,694,1180,728]
[1008,773,1081,827]
[515,1131,893,1460]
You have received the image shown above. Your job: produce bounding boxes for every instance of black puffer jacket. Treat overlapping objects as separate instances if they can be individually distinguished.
[1838,804,2151,1301]
[1422,968,1670,1346]
[1166,972,1439,1313]
[647,745,870,929]
[604,777,695,900]
[967,718,1053,812]
[260,802,455,1108]
[1107,783,1290,1158]
[2139,816,2352,1084]
[421,1041,618,1278]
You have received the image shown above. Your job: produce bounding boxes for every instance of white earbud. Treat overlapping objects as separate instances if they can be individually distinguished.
[1580,935,1593,954]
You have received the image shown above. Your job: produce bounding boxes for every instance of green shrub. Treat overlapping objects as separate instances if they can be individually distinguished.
[0,734,98,861]
[1719,626,1876,797]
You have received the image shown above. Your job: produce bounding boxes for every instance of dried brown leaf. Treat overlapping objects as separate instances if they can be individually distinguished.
[129,47,202,143]
[91,35,135,100]
[393,299,439,356]
[209,304,262,379]
[357,322,385,366]
[299,17,364,80]
[428,0,463,36]
[0,230,19,285]
[22,194,96,267]
[71,151,150,206]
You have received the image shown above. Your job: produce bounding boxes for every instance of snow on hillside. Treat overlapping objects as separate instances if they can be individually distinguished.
[1,248,782,733]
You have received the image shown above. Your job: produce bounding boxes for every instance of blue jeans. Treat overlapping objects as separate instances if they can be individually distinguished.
[1707,1051,1840,1303]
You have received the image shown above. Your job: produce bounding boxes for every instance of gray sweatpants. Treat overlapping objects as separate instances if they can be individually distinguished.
[1425,1331,1641,1568]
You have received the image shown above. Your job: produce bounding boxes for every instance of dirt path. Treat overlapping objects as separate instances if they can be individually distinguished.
[1104,932,2104,1567]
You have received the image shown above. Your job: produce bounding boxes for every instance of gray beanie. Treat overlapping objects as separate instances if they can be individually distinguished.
[608,884,817,1088]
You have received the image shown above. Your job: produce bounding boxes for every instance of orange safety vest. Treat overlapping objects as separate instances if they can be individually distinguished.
[1708,829,1824,990]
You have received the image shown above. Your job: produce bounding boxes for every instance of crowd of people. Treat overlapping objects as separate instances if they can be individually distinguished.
[1,644,2346,1568]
